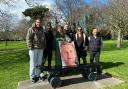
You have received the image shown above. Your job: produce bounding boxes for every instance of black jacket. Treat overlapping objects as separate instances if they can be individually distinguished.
[44,29,54,50]
[89,36,102,52]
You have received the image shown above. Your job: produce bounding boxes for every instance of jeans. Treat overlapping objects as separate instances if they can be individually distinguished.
[29,49,43,80]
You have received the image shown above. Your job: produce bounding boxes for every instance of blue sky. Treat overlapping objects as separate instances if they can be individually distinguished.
[85,0,108,4]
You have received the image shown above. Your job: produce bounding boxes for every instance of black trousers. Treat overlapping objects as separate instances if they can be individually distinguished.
[77,50,87,64]
[43,48,53,67]
[90,51,100,65]
[78,55,87,64]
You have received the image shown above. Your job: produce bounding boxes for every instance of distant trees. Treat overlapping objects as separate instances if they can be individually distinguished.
[0,11,14,45]
[14,19,31,41]
[0,0,128,48]
[54,0,85,24]
[102,0,128,48]
[0,0,16,45]
[55,0,128,48]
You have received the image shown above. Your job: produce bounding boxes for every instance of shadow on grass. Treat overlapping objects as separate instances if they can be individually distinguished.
[100,62,124,69]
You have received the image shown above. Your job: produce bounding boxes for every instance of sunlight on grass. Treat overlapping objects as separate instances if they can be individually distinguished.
[0,41,27,51]
[0,40,128,89]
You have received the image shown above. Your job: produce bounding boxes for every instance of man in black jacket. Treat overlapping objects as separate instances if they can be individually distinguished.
[43,22,54,68]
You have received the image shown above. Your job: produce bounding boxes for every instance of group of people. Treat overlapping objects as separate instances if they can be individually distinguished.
[26,19,102,83]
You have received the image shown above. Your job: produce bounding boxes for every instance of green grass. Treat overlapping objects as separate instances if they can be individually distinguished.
[0,40,128,89]
[0,50,29,89]
[102,40,128,51]
[101,40,128,89]
[0,41,26,51]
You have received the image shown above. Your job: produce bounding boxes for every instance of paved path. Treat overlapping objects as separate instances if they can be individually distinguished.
[17,74,124,89]
[0,49,27,55]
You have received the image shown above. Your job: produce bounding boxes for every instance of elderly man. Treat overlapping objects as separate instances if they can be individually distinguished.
[26,19,46,83]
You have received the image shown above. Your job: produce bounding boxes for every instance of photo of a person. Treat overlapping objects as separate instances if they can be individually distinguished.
[59,42,78,67]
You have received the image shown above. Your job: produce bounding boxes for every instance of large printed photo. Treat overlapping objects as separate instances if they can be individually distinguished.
[59,41,78,67]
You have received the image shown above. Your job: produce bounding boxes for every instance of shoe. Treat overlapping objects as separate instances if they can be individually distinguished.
[39,76,47,81]
[39,71,49,81]
[31,77,39,83]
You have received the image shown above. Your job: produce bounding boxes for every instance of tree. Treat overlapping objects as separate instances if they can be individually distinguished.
[25,0,45,7]
[104,0,128,48]
[0,0,17,45]
[69,1,107,35]
[0,0,16,16]
[22,6,49,21]
[14,19,31,40]
[54,0,85,24]
[0,11,13,45]
[0,0,15,5]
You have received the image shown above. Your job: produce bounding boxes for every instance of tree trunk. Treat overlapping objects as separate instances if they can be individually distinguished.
[117,29,121,48]
[121,34,123,44]
[5,40,7,46]
[111,30,116,40]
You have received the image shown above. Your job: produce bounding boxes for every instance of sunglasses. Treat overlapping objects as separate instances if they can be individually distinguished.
[77,28,82,31]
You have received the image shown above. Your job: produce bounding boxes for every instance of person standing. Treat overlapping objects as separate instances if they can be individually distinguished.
[54,25,71,66]
[74,26,89,64]
[64,22,74,41]
[26,19,46,83]
[88,27,102,66]
[43,22,54,68]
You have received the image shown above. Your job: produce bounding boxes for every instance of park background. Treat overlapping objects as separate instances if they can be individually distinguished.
[0,0,128,89]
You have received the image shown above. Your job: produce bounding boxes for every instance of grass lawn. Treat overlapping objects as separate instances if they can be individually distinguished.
[0,40,128,89]
[0,41,27,51]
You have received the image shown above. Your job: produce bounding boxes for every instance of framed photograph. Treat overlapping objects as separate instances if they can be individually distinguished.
[59,41,78,67]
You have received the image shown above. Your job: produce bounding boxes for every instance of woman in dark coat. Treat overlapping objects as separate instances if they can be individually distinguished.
[74,26,89,64]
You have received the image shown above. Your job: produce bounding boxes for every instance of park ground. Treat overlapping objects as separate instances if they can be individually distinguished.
[0,40,128,89]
